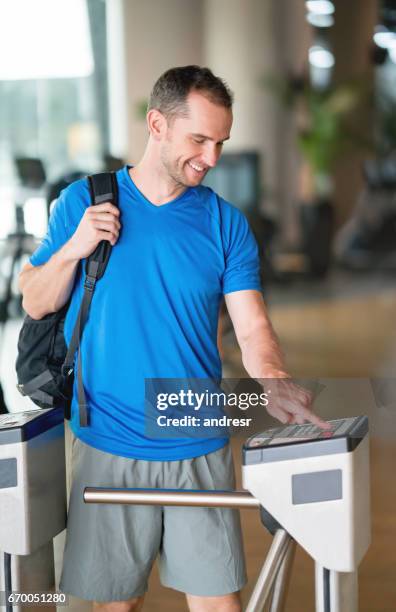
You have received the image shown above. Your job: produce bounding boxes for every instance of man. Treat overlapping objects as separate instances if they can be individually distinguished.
[19,66,329,612]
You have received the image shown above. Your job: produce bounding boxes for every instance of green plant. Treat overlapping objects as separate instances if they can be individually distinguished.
[262,74,369,195]
[135,98,149,121]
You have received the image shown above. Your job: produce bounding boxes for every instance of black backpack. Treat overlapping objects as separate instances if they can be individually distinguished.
[15,172,118,427]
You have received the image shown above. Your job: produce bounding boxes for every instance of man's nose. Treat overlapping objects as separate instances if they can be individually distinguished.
[203,147,220,168]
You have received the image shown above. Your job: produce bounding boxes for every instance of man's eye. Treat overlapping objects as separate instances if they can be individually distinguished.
[193,138,205,144]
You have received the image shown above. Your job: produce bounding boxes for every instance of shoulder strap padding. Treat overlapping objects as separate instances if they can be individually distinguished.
[86,172,118,281]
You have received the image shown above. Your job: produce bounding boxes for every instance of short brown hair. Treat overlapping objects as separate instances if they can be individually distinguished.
[148,65,233,122]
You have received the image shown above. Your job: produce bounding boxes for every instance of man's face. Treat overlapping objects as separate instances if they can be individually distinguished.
[159,91,233,188]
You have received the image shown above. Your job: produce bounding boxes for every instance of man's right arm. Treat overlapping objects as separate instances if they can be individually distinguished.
[19,202,121,320]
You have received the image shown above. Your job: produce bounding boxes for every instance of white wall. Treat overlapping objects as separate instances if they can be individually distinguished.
[107,0,129,158]
[121,0,204,162]
[203,0,278,214]
[204,0,311,239]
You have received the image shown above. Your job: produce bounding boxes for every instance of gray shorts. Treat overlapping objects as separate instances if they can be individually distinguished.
[60,438,247,601]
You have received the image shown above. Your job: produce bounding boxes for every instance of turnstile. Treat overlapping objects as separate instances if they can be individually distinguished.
[0,408,66,612]
[85,415,371,612]
[242,415,370,611]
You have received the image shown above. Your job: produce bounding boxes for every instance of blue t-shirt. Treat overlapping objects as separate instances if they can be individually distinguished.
[30,165,261,460]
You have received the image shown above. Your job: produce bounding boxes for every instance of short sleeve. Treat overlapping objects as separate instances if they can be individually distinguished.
[29,179,88,267]
[221,201,262,295]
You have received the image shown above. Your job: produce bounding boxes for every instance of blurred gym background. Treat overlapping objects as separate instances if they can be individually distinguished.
[0,1,395,610]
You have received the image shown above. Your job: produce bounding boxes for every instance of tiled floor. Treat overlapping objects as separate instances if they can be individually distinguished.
[1,271,395,611]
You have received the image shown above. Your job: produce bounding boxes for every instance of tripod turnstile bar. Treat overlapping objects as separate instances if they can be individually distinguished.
[84,488,260,509]
[269,538,296,612]
[84,488,294,612]
[245,529,294,612]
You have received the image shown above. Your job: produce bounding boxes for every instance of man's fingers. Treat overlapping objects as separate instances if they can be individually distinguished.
[268,397,330,429]
[96,230,118,245]
[266,405,291,425]
[278,396,330,428]
[269,380,313,406]
[88,202,120,216]
[92,220,120,234]
[293,406,331,429]
[274,408,330,429]
[270,382,330,429]
[265,380,330,429]
[90,212,121,226]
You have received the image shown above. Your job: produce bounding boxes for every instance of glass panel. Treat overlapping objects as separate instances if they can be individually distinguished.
[0,0,109,237]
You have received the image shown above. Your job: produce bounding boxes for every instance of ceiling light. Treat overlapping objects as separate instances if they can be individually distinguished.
[305,1,335,16]
[306,12,335,27]
[373,25,396,49]
[309,46,335,69]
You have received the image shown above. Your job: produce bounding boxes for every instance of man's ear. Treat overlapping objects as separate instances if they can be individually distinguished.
[147,109,167,141]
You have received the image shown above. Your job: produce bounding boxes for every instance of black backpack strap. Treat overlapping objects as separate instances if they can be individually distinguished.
[17,369,55,406]
[62,172,118,427]
[17,369,54,396]
[86,172,118,280]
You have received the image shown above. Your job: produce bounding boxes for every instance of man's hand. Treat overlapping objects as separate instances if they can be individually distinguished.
[225,290,331,430]
[263,374,331,429]
[67,203,121,260]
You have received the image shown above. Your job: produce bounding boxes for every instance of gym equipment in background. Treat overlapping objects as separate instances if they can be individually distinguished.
[335,157,396,271]
[0,158,45,325]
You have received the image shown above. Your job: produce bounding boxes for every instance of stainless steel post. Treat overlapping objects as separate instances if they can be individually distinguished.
[245,530,293,612]
[315,563,358,612]
[0,543,56,612]
[269,538,296,612]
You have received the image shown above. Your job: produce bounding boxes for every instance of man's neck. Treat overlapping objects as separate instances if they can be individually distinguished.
[129,157,187,206]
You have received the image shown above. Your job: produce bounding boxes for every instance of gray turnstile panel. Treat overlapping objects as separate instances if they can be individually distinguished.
[0,458,17,488]
[292,469,343,504]
[0,408,67,555]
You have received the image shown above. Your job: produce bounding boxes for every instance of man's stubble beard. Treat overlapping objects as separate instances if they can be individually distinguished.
[160,142,189,189]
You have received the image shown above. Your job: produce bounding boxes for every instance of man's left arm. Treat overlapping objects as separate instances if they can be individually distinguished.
[225,289,330,429]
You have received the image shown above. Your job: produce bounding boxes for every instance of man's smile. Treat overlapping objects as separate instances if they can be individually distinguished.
[187,161,207,173]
